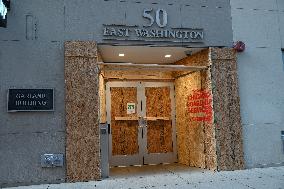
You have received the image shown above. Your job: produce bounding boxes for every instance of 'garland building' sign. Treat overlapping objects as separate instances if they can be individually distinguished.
[103,8,204,43]
[8,89,54,112]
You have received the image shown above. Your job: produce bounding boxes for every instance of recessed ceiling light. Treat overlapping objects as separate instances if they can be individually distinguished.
[165,54,171,58]
[119,53,125,57]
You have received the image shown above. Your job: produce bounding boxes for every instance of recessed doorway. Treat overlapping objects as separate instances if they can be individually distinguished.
[106,81,177,166]
[98,45,218,173]
[65,42,244,182]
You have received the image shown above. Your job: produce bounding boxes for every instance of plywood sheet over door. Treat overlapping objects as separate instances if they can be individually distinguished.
[110,87,139,156]
[107,82,177,166]
[145,87,173,154]
[143,82,177,165]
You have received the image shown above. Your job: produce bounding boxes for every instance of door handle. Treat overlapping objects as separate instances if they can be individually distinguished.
[138,116,147,120]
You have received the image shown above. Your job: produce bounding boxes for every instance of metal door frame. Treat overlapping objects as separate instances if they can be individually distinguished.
[106,81,177,166]
[106,81,143,166]
[142,82,177,164]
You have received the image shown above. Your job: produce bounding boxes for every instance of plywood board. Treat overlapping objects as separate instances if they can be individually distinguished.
[145,87,171,117]
[65,41,101,182]
[145,87,173,154]
[147,120,173,153]
[110,87,139,155]
[111,121,139,155]
[115,117,139,121]
[99,62,206,71]
[210,47,245,170]
[104,70,174,80]
[173,49,210,78]
[146,117,170,121]
[175,72,205,168]
[200,69,217,170]
[99,74,107,123]
[174,49,217,170]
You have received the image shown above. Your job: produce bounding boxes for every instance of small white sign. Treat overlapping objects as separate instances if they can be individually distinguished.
[0,0,7,19]
[127,103,136,114]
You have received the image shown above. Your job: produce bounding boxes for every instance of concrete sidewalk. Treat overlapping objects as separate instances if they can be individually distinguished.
[5,164,284,189]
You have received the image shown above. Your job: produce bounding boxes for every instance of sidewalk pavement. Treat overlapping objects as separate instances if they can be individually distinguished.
[5,165,284,189]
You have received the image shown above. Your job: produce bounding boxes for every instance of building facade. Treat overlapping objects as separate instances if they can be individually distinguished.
[230,0,284,168]
[0,0,283,187]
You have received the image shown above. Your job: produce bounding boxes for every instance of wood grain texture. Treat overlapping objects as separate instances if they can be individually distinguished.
[145,87,173,154]
[175,72,207,168]
[65,41,101,182]
[147,121,173,153]
[145,87,171,117]
[200,70,217,170]
[110,87,139,155]
[210,47,245,171]
[174,48,244,171]
[175,49,210,67]
[99,74,107,123]
[103,70,174,80]
[175,50,217,170]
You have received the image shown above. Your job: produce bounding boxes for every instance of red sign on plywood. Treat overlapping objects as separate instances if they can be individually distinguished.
[187,89,213,122]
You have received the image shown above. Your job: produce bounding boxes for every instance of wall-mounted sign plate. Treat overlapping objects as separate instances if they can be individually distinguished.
[7,89,54,112]
[41,154,64,168]
[102,9,204,44]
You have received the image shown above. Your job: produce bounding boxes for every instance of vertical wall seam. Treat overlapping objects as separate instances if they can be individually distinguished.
[208,47,218,171]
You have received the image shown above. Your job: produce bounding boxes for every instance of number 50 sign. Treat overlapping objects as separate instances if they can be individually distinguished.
[143,8,168,28]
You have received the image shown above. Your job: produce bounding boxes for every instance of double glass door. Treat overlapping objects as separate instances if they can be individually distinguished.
[106,82,177,166]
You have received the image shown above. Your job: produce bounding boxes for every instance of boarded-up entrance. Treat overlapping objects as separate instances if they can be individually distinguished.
[110,87,139,156]
[146,87,173,154]
[106,82,177,166]
[65,41,245,182]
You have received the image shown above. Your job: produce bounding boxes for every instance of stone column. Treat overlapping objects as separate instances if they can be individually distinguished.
[210,47,245,170]
[65,41,101,182]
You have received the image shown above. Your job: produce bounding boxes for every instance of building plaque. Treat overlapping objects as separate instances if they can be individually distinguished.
[7,89,54,112]
[102,8,204,43]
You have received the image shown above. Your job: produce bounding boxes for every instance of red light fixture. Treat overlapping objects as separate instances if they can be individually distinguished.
[233,41,246,52]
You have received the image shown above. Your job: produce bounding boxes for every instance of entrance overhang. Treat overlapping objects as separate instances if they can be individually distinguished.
[98,62,207,72]
[98,45,208,81]
[98,45,205,64]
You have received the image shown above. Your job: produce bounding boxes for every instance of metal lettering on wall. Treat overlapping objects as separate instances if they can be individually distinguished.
[7,89,54,112]
[103,8,204,43]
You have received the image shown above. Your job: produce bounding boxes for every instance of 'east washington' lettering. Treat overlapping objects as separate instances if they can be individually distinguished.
[103,27,204,40]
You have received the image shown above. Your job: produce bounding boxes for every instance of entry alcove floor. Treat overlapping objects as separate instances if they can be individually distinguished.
[109,163,207,179]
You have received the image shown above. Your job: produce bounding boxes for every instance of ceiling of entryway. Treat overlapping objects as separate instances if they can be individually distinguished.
[98,45,205,64]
